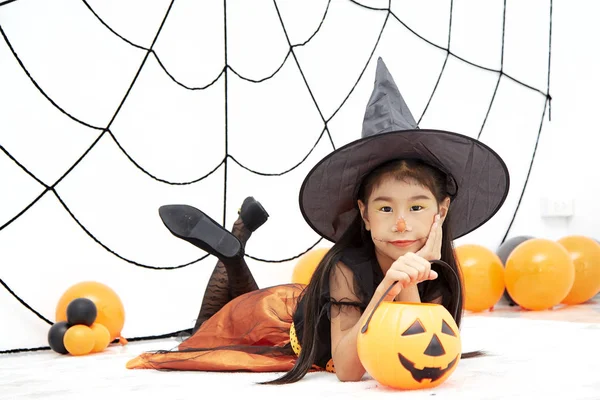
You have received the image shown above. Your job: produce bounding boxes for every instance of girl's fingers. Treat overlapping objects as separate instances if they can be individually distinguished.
[391,259,421,282]
[421,228,435,256]
[417,215,440,260]
[404,253,432,282]
[389,252,439,287]
[434,221,443,259]
[386,270,412,287]
[404,265,420,282]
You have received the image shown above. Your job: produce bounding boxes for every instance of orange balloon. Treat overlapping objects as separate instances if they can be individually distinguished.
[56,281,125,341]
[63,325,95,356]
[291,248,329,285]
[455,244,505,312]
[557,236,600,305]
[505,238,575,310]
[90,323,111,353]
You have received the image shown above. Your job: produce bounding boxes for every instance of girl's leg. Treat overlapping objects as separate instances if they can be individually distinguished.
[158,198,268,333]
[192,198,268,331]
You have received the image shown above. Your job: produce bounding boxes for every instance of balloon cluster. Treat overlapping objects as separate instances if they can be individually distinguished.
[48,281,126,356]
[48,298,111,356]
[456,235,600,312]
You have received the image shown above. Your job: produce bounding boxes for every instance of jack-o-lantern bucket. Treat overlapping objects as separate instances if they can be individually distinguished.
[357,260,462,390]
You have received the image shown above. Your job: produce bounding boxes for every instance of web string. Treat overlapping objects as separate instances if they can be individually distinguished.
[0,0,552,352]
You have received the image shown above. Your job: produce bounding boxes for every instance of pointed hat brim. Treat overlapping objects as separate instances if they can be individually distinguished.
[298,128,510,242]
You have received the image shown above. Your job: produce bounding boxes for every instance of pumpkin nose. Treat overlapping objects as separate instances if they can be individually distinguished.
[424,334,446,356]
[396,218,406,232]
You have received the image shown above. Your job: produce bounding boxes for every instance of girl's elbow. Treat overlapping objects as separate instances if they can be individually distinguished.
[334,367,365,382]
[336,374,363,383]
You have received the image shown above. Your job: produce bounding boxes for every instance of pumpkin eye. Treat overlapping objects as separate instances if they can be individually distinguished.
[441,320,456,337]
[402,319,426,336]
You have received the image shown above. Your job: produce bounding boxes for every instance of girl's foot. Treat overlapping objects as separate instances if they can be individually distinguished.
[159,204,243,261]
[238,196,269,232]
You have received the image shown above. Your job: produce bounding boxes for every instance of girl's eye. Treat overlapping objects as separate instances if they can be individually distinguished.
[410,205,423,211]
[380,206,393,213]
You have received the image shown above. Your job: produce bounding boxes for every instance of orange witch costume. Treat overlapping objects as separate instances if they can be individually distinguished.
[126,57,509,375]
[126,283,309,373]
[125,246,452,373]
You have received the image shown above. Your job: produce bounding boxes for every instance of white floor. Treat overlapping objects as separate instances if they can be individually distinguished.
[3,298,600,400]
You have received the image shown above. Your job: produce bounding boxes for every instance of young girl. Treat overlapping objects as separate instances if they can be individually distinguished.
[126,58,510,384]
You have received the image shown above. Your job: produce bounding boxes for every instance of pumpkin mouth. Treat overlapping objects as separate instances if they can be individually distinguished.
[397,354,458,382]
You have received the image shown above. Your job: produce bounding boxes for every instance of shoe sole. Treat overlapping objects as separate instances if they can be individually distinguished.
[159,204,241,259]
[240,197,269,231]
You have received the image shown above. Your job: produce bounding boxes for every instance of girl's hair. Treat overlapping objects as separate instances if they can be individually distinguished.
[263,159,464,385]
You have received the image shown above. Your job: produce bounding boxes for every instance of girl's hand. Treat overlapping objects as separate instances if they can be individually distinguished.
[381,253,438,300]
[416,214,443,261]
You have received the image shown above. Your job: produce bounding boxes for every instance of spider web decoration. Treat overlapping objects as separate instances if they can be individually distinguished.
[0,0,552,352]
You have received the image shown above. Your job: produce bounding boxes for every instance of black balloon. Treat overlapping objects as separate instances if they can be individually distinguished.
[66,298,97,326]
[496,236,535,306]
[48,321,70,354]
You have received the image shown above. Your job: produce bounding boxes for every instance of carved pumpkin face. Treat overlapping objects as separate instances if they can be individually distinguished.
[357,302,461,390]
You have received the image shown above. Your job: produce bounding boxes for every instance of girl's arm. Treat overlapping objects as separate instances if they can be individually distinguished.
[328,262,365,382]
[329,262,407,382]
[330,253,437,381]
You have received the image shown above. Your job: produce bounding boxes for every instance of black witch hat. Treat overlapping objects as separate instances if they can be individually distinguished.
[299,57,510,242]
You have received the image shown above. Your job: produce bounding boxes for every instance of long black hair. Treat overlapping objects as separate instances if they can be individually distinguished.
[263,159,465,385]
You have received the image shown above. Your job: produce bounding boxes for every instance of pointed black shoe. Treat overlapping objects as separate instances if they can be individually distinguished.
[238,196,269,232]
[159,204,243,261]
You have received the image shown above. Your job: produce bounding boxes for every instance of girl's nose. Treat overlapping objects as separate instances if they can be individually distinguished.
[395,217,407,233]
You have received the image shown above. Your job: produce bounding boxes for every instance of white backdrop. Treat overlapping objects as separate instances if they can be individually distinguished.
[1,0,597,351]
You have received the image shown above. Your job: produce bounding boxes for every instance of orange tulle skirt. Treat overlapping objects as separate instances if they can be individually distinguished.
[126,283,319,373]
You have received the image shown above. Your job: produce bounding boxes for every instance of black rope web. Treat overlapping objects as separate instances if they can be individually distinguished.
[0,0,552,353]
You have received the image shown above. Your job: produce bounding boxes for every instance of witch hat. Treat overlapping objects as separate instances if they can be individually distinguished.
[299,57,509,242]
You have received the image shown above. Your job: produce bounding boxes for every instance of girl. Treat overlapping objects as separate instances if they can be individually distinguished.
[126,58,509,384]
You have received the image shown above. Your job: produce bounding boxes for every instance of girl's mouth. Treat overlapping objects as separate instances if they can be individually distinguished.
[389,240,417,248]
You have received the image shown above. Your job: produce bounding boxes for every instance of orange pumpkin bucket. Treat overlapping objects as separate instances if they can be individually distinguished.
[357,260,462,390]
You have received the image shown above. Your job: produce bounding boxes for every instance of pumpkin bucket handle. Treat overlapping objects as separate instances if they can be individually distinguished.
[361,260,461,334]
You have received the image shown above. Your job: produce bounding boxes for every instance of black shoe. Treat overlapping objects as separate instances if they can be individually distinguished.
[238,196,269,232]
[159,204,243,261]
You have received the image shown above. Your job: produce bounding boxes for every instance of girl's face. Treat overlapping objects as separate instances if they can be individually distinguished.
[357,176,449,270]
